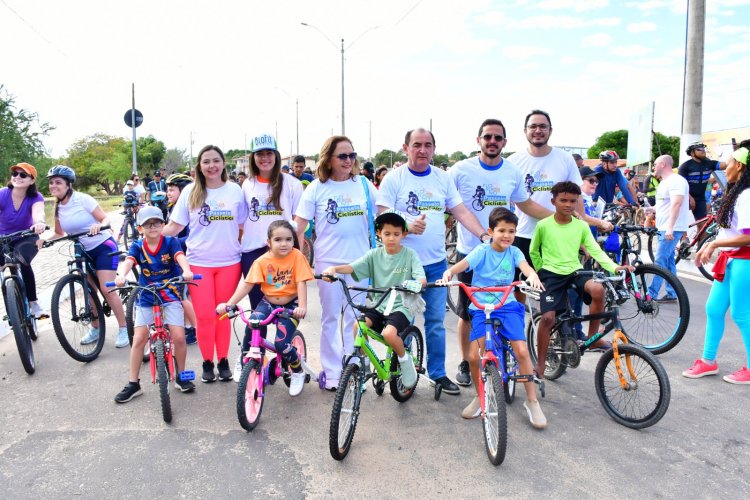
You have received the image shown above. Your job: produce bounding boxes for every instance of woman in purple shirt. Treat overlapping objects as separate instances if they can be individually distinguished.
[0,163,47,317]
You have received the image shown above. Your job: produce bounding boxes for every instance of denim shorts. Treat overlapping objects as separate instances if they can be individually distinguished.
[134,301,185,328]
[469,301,526,342]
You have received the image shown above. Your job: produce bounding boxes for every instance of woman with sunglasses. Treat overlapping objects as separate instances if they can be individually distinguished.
[294,136,377,390]
[0,163,47,317]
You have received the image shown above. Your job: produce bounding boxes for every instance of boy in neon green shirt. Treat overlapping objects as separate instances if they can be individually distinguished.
[530,181,633,378]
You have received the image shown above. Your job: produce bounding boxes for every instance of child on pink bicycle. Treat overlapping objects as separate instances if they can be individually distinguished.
[441,207,546,428]
[217,220,313,396]
[114,206,195,403]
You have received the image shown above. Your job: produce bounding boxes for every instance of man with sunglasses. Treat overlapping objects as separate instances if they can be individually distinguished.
[678,142,727,220]
[448,118,551,387]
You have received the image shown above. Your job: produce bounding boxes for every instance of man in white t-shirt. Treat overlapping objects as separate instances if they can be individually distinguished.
[647,154,690,302]
[449,118,552,387]
[508,110,612,284]
[378,128,490,395]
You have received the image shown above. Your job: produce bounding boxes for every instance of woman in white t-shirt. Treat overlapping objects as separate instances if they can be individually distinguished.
[163,146,248,384]
[44,165,129,348]
[294,136,377,389]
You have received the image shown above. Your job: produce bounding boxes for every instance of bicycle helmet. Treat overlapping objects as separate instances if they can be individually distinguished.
[166,173,193,189]
[47,165,76,183]
[686,142,706,155]
[599,150,620,162]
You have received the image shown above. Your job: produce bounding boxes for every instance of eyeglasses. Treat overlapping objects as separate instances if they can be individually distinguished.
[336,153,358,161]
[482,134,505,142]
[11,171,31,179]
[585,178,599,185]
[141,220,164,229]
[526,124,549,131]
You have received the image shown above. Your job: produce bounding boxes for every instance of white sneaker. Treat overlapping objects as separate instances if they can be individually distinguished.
[399,355,418,389]
[232,354,243,383]
[80,328,100,345]
[30,302,48,318]
[289,371,305,396]
[115,327,129,348]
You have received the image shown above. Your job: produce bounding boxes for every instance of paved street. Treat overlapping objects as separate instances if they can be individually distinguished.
[1,218,749,498]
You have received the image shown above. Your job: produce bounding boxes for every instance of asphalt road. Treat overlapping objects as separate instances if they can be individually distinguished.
[1,271,748,499]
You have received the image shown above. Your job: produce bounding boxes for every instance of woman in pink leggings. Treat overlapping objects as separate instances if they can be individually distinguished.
[163,145,248,382]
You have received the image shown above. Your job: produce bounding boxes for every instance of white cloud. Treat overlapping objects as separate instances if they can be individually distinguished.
[502,45,552,59]
[512,15,620,29]
[715,25,750,34]
[611,45,655,57]
[625,0,683,13]
[537,0,609,11]
[560,55,583,64]
[582,33,612,47]
[627,22,657,33]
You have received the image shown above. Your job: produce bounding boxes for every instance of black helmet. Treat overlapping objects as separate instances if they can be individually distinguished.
[47,165,76,183]
[686,142,706,155]
[166,173,193,189]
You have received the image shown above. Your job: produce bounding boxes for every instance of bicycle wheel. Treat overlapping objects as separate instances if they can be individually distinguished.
[6,280,35,374]
[284,331,308,387]
[646,233,657,263]
[125,291,150,363]
[482,363,507,466]
[153,339,172,423]
[303,237,314,266]
[503,344,517,404]
[389,326,425,402]
[695,233,718,281]
[122,219,131,250]
[619,264,690,354]
[50,274,105,362]
[329,363,362,460]
[237,359,264,431]
[627,231,642,256]
[594,343,670,429]
[526,313,567,380]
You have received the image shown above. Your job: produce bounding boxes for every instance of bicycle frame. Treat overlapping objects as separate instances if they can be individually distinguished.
[0,231,36,324]
[147,300,174,384]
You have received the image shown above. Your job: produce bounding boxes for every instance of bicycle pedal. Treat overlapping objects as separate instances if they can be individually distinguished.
[36,314,50,320]
[179,370,195,382]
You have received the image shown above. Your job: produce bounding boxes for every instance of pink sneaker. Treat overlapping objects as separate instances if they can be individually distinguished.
[682,359,718,378]
[723,367,750,385]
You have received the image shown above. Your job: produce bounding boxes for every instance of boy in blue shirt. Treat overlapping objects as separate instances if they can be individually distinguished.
[113,206,194,403]
[440,207,546,429]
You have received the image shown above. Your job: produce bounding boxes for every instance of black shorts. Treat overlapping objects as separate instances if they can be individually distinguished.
[537,269,592,314]
[513,236,533,281]
[455,251,473,321]
[364,310,411,334]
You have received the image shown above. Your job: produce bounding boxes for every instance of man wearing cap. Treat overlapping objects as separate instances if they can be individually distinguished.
[449,118,552,387]
[377,127,494,395]
[291,155,313,185]
[594,151,638,206]
[678,142,727,220]
[147,170,168,218]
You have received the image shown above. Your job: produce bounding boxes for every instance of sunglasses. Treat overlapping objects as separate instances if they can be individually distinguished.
[585,177,599,184]
[482,134,505,142]
[336,153,358,161]
[11,171,32,179]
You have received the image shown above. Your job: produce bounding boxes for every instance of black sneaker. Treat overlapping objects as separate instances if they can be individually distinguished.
[114,381,143,403]
[455,360,472,387]
[201,360,216,383]
[434,376,461,395]
[175,378,196,393]
[185,327,197,345]
[217,358,232,381]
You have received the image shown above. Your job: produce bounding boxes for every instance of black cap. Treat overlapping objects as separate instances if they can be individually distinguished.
[579,166,604,179]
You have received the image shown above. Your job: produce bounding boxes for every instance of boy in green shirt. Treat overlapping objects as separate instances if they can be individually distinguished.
[322,210,426,389]
[530,181,633,378]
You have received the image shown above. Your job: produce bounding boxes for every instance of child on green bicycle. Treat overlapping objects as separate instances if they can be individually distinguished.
[441,207,547,428]
[321,210,426,389]
[113,206,195,403]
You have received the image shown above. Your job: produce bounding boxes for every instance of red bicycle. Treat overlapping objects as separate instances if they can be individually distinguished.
[647,210,719,281]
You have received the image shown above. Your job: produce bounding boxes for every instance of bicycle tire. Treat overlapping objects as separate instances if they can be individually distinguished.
[28,315,38,342]
[526,313,567,380]
[389,326,425,402]
[594,343,670,429]
[329,363,362,460]
[122,219,131,250]
[6,280,35,374]
[503,343,517,404]
[284,331,308,387]
[154,339,172,423]
[125,291,149,363]
[482,363,507,466]
[446,281,460,315]
[237,359,264,431]
[619,263,690,354]
[627,230,642,256]
[646,233,657,263]
[695,233,717,281]
[50,274,105,362]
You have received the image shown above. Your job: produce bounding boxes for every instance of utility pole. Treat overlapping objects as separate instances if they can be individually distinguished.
[680,0,705,164]
[131,84,137,176]
[296,99,300,155]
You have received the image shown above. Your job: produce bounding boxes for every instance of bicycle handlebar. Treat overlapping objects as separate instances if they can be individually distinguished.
[105,274,202,289]
[218,304,295,324]
[427,280,527,311]
[45,225,113,244]
[0,227,46,243]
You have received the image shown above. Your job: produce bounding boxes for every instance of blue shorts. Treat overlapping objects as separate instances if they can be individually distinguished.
[84,238,119,272]
[469,301,526,343]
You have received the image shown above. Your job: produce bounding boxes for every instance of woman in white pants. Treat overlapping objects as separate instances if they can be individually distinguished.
[294,136,377,389]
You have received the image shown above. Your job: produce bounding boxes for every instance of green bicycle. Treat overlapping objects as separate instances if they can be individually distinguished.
[316,274,425,461]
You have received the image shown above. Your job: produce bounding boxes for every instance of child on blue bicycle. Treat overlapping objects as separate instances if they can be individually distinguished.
[440,207,547,428]
[113,206,195,403]
[321,210,426,389]
[216,220,313,397]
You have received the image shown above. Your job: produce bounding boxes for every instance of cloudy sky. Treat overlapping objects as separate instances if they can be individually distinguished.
[2,0,749,161]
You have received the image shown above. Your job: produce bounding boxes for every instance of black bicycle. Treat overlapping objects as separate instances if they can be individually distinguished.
[116,196,141,251]
[0,228,43,374]
[47,226,126,362]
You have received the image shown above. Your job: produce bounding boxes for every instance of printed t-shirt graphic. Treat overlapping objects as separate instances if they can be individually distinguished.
[127,235,184,306]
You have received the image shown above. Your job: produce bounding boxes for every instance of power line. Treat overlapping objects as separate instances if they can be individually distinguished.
[0,0,68,57]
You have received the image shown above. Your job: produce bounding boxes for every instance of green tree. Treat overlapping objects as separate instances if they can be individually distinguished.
[160,148,189,175]
[433,153,449,166]
[652,132,680,166]
[132,135,166,175]
[373,149,406,168]
[587,130,628,160]
[66,134,131,194]
[0,86,54,183]
[449,151,468,163]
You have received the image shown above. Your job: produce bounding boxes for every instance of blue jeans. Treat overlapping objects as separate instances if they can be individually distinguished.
[648,230,684,298]
[422,260,447,379]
